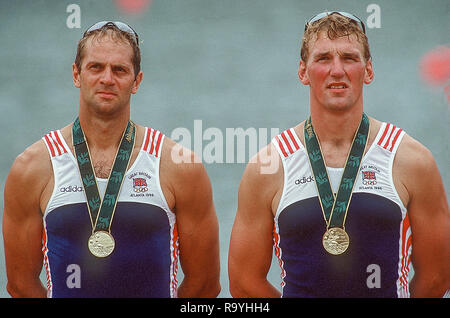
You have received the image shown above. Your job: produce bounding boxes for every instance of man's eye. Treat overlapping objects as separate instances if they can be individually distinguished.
[114,67,126,73]
[343,55,359,61]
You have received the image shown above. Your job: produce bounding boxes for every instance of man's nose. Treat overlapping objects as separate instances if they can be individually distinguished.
[329,58,345,78]
[100,67,114,85]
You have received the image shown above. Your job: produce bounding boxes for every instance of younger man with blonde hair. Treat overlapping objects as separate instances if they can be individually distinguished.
[229,12,449,298]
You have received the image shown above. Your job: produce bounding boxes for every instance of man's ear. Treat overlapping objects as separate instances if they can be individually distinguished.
[72,63,81,88]
[364,59,374,84]
[298,60,310,85]
[131,71,143,94]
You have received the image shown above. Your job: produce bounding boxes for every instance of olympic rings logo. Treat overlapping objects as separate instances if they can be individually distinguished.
[133,187,148,193]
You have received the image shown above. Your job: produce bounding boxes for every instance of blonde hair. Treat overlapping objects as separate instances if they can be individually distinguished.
[300,13,371,62]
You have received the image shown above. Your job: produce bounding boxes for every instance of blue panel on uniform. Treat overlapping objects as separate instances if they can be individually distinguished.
[278,193,402,297]
[44,202,171,297]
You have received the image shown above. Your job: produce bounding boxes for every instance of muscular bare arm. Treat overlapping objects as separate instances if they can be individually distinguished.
[161,138,221,297]
[3,140,51,297]
[228,144,282,297]
[394,135,450,297]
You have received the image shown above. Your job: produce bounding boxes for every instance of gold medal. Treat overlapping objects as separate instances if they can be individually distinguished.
[304,114,370,256]
[74,119,136,259]
[88,231,115,258]
[322,227,349,255]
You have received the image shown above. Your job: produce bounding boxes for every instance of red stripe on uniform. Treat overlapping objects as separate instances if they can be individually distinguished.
[383,125,397,149]
[286,129,300,150]
[48,131,61,156]
[275,136,288,157]
[281,131,294,154]
[54,131,67,154]
[149,129,157,155]
[273,224,286,288]
[44,134,55,157]
[42,227,52,292]
[399,212,411,289]
[50,131,64,156]
[154,132,163,158]
[389,129,403,152]
[143,128,151,151]
[377,123,390,146]
[171,223,179,296]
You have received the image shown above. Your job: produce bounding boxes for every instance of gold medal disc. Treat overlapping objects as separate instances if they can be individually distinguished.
[88,231,115,257]
[322,227,349,255]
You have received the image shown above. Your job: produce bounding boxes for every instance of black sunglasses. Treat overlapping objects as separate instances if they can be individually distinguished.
[304,11,366,34]
[83,21,139,46]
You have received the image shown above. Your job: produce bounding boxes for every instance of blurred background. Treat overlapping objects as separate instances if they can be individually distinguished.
[0,0,448,298]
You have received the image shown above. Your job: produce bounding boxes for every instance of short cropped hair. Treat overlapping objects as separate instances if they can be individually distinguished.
[300,13,371,63]
[74,25,141,78]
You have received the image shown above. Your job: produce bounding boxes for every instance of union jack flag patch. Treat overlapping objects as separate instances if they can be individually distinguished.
[362,171,376,180]
[133,177,148,193]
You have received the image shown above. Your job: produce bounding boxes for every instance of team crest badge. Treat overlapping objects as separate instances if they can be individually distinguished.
[133,177,148,193]
[361,170,377,185]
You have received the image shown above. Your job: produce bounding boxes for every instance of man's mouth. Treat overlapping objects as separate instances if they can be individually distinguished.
[327,82,348,90]
[329,85,346,89]
[327,82,348,89]
[96,91,117,97]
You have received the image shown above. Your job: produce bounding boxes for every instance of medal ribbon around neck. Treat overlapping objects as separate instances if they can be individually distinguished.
[72,118,135,254]
[304,113,370,253]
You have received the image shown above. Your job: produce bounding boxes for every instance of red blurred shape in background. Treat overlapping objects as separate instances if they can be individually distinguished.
[420,46,450,86]
[116,0,152,14]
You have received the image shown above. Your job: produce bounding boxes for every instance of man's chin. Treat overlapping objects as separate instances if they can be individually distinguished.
[323,103,353,112]
[90,101,123,116]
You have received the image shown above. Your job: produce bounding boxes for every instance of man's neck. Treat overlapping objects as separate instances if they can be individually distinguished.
[310,108,363,147]
[77,110,130,151]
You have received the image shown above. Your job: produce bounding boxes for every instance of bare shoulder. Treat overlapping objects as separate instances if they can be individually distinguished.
[5,138,52,216]
[160,135,205,177]
[9,139,52,185]
[245,142,282,185]
[240,142,283,215]
[395,133,436,178]
[394,133,443,205]
[159,135,211,209]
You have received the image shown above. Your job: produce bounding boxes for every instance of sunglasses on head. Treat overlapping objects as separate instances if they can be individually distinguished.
[304,11,366,34]
[83,21,139,46]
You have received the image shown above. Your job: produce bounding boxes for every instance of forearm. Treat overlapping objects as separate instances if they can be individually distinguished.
[409,272,449,298]
[7,278,47,298]
[230,276,281,298]
[177,275,221,298]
